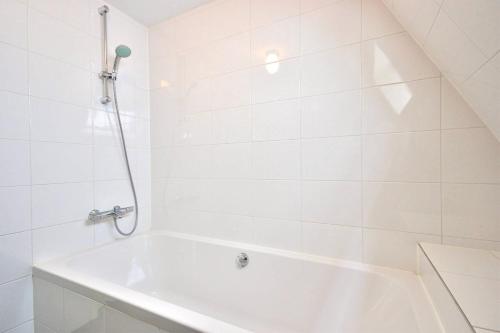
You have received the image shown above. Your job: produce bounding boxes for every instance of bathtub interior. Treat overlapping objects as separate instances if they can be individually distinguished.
[41,233,443,333]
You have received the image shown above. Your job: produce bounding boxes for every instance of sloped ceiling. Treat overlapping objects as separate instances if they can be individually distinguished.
[383,0,500,141]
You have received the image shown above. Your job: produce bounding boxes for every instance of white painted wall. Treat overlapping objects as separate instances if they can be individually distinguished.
[149,0,500,274]
[0,0,150,331]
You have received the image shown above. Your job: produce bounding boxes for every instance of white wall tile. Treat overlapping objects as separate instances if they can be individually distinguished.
[442,0,500,58]
[252,141,300,179]
[210,32,252,76]
[442,128,500,184]
[441,78,483,129]
[151,148,171,180]
[0,231,32,284]
[63,289,104,333]
[442,183,500,242]
[302,44,361,96]
[30,98,93,144]
[301,0,361,54]
[28,9,92,69]
[362,78,441,133]
[390,0,440,42]
[424,10,486,83]
[474,329,492,333]
[0,43,28,94]
[462,54,500,140]
[418,249,474,333]
[33,278,63,331]
[105,307,158,333]
[5,321,34,333]
[180,47,211,85]
[32,221,93,263]
[173,112,213,146]
[196,212,254,243]
[175,146,213,179]
[442,237,500,252]
[29,53,91,107]
[0,187,31,235]
[252,99,300,141]
[362,0,403,40]
[301,0,344,13]
[204,0,250,42]
[302,181,362,226]
[213,107,252,143]
[29,0,90,33]
[32,182,93,229]
[211,69,251,110]
[363,131,441,182]
[250,0,300,28]
[149,0,500,273]
[252,180,300,220]
[460,53,500,140]
[252,218,301,251]
[205,180,253,216]
[362,33,439,87]
[31,142,93,184]
[94,180,134,214]
[301,90,361,138]
[92,110,121,147]
[302,136,362,180]
[94,145,128,181]
[363,229,440,271]
[0,2,150,330]
[387,0,500,141]
[0,92,29,140]
[363,182,441,234]
[252,17,300,65]
[302,223,363,260]
[0,140,30,187]
[252,58,300,104]
[212,143,252,179]
[0,0,27,49]
[0,277,33,332]
[149,50,178,87]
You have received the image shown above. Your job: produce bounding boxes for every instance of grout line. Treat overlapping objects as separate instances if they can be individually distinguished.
[156,175,500,186]
[150,124,487,150]
[27,17,35,271]
[0,229,32,238]
[439,270,500,283]
[439,75,444,245]
[463,49,500,83]
[419,244,477,332]
[0,274,32,288]
[360,0,366,263]
[421,0,443,45]
[0,319,34,333]
[153,75,444,116]
[298,6,304,253]
[437,2,491,62]
[152,31,416,88]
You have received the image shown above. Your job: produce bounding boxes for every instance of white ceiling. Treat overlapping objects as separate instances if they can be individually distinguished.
[106,0,213,26]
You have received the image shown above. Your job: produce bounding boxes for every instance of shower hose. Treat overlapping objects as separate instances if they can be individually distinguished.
[111,80,139,236]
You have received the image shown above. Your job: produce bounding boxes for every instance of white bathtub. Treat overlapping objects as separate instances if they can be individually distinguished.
[34,232,443,333]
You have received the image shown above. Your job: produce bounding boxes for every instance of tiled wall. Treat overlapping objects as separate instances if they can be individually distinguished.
[33,277,172,333]
[0,0,150,332]
[382,0,500,141]
[150,0,500,273]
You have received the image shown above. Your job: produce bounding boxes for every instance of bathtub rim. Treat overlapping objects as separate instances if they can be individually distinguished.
[33,230,444,333]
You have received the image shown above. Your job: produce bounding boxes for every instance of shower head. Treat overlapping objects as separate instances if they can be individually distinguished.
[112,45,132,73]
